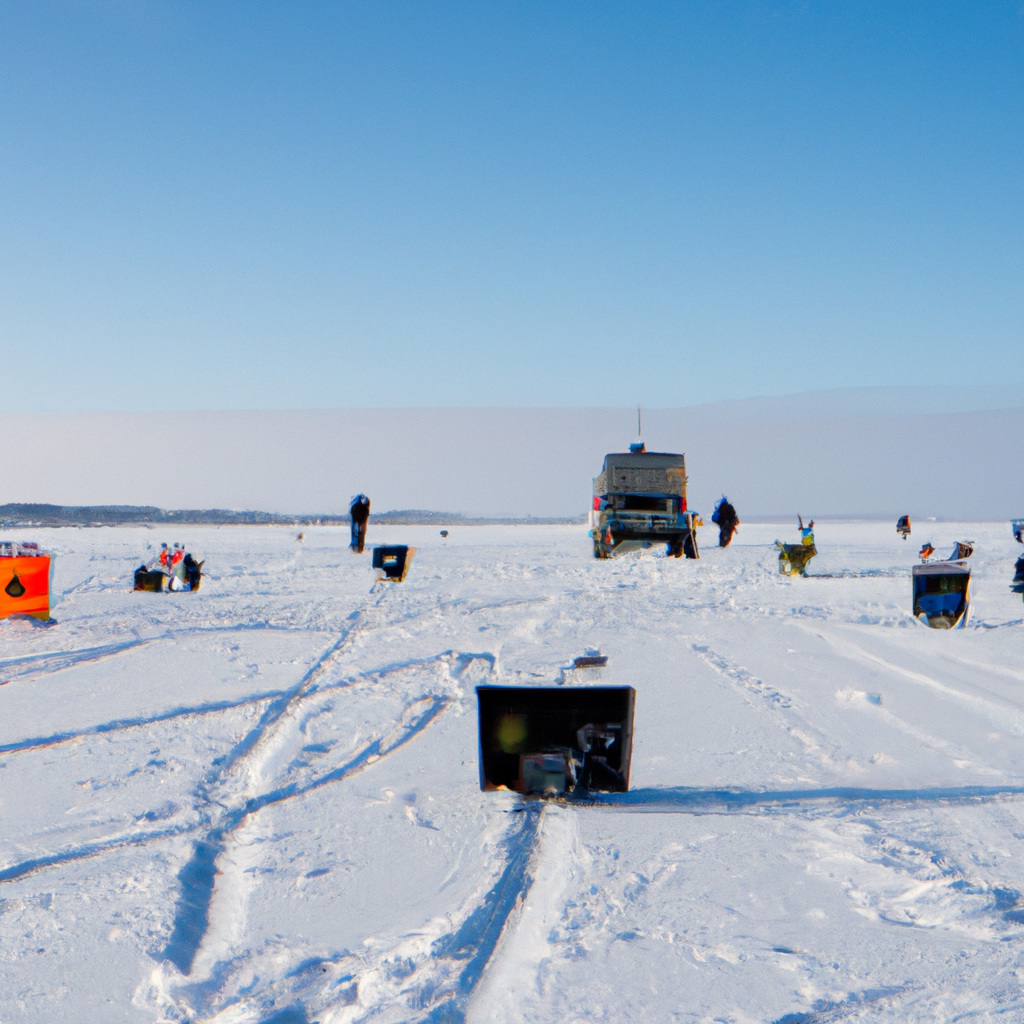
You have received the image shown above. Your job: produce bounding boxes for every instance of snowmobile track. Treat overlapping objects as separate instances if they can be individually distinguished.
[162,692,453,974]
[0,688,289,755]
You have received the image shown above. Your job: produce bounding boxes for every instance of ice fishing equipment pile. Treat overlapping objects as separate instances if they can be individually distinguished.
[0,541,53,621]
[590,443,699,559]
[476,685,635,797]
[775,516,818,576]
[133,543,203,593]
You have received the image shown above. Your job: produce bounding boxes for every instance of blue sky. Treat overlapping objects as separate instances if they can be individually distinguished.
[2,1,1022,411]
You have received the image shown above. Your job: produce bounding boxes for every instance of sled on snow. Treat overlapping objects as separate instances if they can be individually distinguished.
[0,541,53,621]
[913,560,971,629]
[476,685,635,797]
[372,545,415,582]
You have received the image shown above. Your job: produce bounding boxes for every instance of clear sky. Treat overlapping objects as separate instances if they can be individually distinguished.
[2,2,1022,411]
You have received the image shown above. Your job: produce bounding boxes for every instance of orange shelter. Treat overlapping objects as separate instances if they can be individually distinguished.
[0,544,53,621]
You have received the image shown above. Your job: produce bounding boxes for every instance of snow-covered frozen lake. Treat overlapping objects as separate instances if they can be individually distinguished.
[2,521,1024,1023]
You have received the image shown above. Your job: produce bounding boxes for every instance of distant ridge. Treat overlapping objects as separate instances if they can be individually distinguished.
[0,503,584,528]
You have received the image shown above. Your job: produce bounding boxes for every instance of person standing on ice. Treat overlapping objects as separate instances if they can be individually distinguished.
[798,515,815,546]
[349,494,371,554]
[713,497,739,548]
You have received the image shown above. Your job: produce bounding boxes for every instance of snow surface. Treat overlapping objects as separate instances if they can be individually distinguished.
[2,521,1024,1023]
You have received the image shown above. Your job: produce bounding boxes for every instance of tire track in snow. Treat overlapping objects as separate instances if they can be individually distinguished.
[0,644,467,757]
[463,805,576,1024]
[0,593,387,887]
[0,637,156,680]
[158,590,480,979]
[158,592,391,974]
[158,803,546,1024]
[0,623,333,687]
[0,821,197,884]
[0,689,289,755]
[162,692,452,974]
[691,643,796,710]
[0,692,451,889]
[816,627,1024,737]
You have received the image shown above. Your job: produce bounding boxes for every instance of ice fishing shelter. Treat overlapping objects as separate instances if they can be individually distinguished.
[913,560,971,629]
[476,685,635,797]
[0,542,53,621]
[590,445,699,559]
[372,545,415,581]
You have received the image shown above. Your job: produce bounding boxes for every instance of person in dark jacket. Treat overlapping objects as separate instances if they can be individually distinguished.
[350,494,371,553]
[713,497,739,548]
[183,553,203,591]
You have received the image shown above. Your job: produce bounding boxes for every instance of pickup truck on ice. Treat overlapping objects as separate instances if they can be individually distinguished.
[589,445,699,559]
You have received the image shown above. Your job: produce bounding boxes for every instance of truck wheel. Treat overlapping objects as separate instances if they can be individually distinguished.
[668,540,683,558]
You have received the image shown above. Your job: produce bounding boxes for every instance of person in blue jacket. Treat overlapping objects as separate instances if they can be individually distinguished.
[350,494,371,553]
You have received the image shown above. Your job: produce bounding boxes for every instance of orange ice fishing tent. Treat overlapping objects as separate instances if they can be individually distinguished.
[0,542,53,621]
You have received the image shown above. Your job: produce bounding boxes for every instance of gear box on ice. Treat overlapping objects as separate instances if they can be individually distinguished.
[589,445,699,559]
[476,685,635,797]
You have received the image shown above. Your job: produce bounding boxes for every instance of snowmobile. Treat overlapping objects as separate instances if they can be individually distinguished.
[896,515,911,540]
[0,541,53,621]
[912,543,972,628]
[372,545,416,581]
[476,685,635,797]
[589,443,699,559]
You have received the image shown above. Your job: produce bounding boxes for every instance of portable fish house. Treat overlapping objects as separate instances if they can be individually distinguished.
[476,685,635,797]
[372,545,416,582]
[0,541,53,621]
[912,560,971,629]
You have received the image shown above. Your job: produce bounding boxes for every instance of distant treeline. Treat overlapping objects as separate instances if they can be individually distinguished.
[0,503,585,528]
